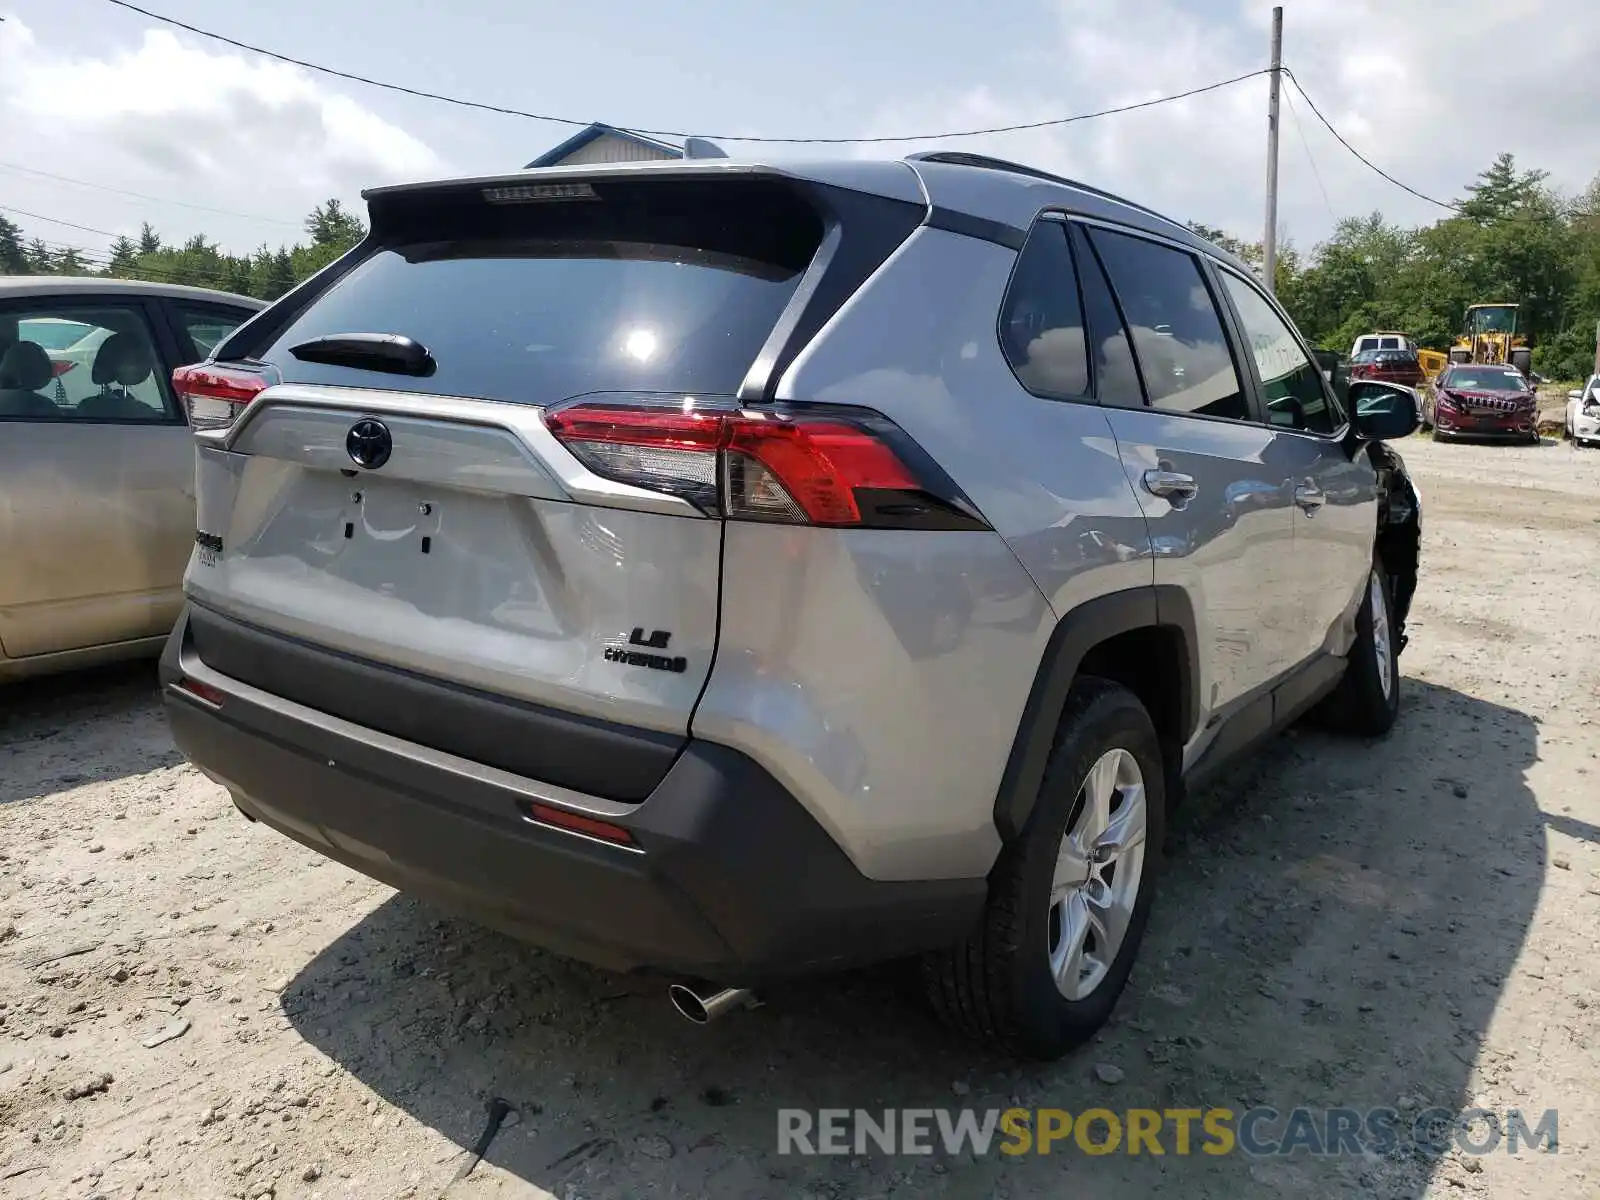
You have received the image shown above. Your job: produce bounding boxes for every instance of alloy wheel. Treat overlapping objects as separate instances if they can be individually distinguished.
[1370,569,1393,700]
[1047,748,1148,1001]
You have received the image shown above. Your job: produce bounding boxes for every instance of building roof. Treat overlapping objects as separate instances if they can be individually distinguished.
[525,123,683,168]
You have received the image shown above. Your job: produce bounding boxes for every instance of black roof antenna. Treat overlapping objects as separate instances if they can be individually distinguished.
[683,137,730,160]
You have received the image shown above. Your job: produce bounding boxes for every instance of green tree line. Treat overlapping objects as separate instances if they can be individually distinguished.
[1193,153,1600,381]
[0,198,366,304]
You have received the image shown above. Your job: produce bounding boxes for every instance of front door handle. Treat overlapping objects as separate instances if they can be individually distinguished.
[1293,482,1325,513]
[1142,469,1198,504]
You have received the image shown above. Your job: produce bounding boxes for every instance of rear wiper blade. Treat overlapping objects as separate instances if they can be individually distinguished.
[288,333,436,377]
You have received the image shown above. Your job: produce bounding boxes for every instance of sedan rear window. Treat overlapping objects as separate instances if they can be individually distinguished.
[257,180,826,405]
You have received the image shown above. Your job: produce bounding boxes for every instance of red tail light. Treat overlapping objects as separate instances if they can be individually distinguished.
[545,399,982,529]
[51,360,77,377]
[172,363,271,431]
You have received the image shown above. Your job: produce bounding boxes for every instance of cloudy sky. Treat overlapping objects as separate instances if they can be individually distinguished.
[2,0,1597,263]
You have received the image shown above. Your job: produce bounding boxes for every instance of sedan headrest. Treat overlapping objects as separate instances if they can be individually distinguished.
[0,340,54,391]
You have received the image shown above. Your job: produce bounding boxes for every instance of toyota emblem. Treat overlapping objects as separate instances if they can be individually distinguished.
[345,418,392,470]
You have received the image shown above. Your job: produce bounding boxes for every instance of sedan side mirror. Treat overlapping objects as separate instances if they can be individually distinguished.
[1349,380,1421,441]
[1569,390,1586,403]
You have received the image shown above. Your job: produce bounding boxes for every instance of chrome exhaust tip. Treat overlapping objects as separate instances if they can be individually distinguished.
[667,983,756,1025]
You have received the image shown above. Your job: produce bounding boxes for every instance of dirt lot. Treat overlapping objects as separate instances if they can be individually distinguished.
[3,434,1598,1200]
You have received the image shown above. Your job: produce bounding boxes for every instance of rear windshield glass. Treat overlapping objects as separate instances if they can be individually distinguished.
[256,180,824,404]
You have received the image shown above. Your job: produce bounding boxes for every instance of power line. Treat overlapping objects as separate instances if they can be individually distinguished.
[1,204,119,237]
[99,0,1269,144]
[1281,85,1335,224]
[1280,69,1460,212]
[0,162,302,227]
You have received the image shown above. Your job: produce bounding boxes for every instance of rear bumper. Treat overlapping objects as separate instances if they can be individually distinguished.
[160,607,983,980]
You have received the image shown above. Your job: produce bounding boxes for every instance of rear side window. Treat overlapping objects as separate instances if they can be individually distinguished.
[1086,228,1248,421]
[174,304,254,361]
[256,180,826,404]
[999,220,1088,399]
[0,302,177,422]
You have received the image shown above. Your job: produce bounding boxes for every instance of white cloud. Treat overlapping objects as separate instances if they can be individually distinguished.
[855,0,1600,249]
[0,20,442,255]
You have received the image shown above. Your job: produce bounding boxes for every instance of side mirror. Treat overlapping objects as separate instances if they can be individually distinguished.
[1349,380,1421,441]
[1569,390,1586,403]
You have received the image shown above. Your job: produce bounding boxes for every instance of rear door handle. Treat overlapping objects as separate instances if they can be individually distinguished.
[1293,483,1325,513]
[1142,469,1198,504]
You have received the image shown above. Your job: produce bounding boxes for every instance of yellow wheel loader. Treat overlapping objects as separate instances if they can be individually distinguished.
[1449,303,1532,375]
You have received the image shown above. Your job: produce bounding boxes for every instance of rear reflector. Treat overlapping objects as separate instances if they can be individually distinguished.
[545,399,980,529]
[172,363,271,430]
[174,677,227,707]
[521,802,637,847]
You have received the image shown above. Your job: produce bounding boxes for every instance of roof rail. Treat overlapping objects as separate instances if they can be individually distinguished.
[904,151,1189,236]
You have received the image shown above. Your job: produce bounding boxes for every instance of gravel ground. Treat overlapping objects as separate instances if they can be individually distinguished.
[3,433,1598,1200]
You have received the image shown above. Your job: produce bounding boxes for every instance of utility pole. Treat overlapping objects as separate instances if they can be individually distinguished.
[1263,5,1283,293]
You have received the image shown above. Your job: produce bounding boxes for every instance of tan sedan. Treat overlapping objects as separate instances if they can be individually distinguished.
[0,276,264,680]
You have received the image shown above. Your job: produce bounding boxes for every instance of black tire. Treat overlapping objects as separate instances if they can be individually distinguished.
[1318,560,1400,737]
[924,677,1165,1060]
[1510,347,1532,376]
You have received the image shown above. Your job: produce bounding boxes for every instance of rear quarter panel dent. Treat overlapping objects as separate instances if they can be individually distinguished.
[692,524,1053,882]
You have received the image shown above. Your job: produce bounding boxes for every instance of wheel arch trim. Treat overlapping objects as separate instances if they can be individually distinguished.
[992,586,1199,841]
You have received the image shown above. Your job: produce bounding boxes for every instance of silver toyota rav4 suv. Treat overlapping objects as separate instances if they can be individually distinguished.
[161,152,1422,1059]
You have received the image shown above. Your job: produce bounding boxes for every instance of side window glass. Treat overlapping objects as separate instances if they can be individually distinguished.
[1086,228,1248,421]
[1219,272,1339,434]
[1069,224,1144,408]
[174,304,252,363]
[998,220,1089,400]
[0,304,175,422]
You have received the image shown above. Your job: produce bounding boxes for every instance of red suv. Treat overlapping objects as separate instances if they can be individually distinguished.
[1350,349,1424,388]
[1424,365,1539,443]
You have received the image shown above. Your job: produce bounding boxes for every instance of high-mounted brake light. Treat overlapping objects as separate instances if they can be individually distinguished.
[172,363,270,431]
[482,182,598,204]
[544,400,978,529]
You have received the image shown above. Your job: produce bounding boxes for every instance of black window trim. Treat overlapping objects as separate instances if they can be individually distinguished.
[993,211,1097,408]
[1070,215,1262,428]
[0,293,186,427]
[1209,261,1350,442]
[1065,219,1151,410]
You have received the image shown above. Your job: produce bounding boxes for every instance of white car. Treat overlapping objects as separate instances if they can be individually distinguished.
[1566,376,1600,446]
[1350,331,1417,357]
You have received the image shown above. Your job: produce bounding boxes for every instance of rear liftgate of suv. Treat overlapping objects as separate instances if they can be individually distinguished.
[171,169,979,812]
